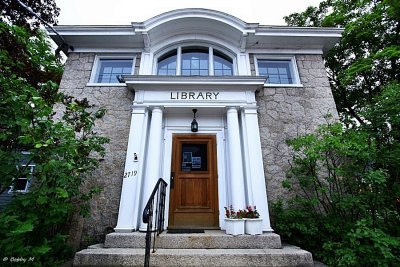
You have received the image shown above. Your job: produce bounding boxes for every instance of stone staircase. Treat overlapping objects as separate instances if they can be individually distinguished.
[73,231,313,266]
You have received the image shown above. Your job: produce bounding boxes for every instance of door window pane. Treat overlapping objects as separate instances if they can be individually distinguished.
[181,144,208,171]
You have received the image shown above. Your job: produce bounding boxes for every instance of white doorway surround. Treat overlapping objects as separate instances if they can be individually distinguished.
[114,76,273,232]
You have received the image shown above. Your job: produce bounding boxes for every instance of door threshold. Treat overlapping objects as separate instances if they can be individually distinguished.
[167,229,205,234]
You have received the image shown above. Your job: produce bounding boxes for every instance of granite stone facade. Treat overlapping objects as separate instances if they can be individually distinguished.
[256,54,338,204]
[59,53,136,243]
[59,52,337,244]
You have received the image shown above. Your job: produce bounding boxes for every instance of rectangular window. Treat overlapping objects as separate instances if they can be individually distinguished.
[93,58,133,83]
[8,165,34,194]
[256,57,300,85]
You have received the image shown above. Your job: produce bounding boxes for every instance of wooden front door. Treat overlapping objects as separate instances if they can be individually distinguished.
[168,134,219,229]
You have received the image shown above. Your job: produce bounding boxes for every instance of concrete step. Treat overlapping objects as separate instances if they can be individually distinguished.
[74,245,313,267]
[104,230,282,249]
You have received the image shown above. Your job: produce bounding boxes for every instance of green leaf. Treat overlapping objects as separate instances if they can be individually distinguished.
[11,221,34,235]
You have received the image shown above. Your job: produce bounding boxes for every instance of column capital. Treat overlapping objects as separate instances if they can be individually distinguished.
[226,106,238,113]
[151,106,163,113]
[242,106,259,114]
[131,106,147,114]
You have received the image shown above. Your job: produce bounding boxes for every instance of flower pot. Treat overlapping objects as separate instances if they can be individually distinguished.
[244,218,263,235]
[224,218,245,236]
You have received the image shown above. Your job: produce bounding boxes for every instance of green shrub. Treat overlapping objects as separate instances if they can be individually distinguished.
[273,121,400,266]
[0,23,108,266]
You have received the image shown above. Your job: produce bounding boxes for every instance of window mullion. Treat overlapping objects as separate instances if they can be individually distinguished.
[209,46,214,76]
[176,46,182,76]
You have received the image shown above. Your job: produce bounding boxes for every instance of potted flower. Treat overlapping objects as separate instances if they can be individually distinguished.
[244,205,263,235]
[224,205,245,236]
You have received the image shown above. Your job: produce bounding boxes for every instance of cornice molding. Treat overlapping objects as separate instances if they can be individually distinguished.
[123,75,267,84]
[47,8,343,54]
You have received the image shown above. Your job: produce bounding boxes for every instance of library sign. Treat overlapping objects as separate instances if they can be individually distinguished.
[139,89,251,104]
[170,91,220,100]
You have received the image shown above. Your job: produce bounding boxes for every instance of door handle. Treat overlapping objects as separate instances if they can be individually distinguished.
[170,172,174,189]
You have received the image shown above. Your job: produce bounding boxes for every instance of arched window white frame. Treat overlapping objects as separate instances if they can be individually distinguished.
[155,44,236,76]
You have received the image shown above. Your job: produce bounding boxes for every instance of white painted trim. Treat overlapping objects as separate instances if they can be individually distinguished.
[141,52,154,75]
[124,75,265,85]
[254,54,302,85]
[162,127,227,230]
[263,84,304,88]
[86,83,127,87]
[176,46,182,75]
[255,27,343,37]
[247,48,323,55]
[89,54,136,84]
[209,46,214,76]
[71,48,143,53]
[237,53,251,76]
[136,8,250,33]
[49,26,135,35]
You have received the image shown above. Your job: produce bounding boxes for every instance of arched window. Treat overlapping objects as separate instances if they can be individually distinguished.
[157,50,177,75]
[213,50,233,76]
[156,46,234,76]
[181,47,209,76]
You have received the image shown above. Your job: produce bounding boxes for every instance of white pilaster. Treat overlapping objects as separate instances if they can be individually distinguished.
[139,52,153,75]
[226,107,246,210]
[237,53,251,75]
[139,107,164,231]
[243,107,273,231]
[115,107,148,232]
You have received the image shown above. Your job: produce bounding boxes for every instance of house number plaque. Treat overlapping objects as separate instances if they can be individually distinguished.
[123,170,137,178]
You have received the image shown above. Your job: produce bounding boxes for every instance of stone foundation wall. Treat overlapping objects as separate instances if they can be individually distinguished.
[256,54,338,206]
[59,53,135,245]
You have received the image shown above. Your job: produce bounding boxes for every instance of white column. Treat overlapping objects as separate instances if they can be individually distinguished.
[240,109,253,205]
[115,107,148,232]
[243,107,273,231]
[139,107,164,231]
[226,107,246,210]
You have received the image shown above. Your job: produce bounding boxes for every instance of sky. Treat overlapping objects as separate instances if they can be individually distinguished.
[55,0,322,26]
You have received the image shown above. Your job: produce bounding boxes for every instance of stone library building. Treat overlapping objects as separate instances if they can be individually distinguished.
[49,8,342,266]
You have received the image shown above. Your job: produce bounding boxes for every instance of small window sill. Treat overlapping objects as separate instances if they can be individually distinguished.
[86,83,127,87]
[263,83,304,88]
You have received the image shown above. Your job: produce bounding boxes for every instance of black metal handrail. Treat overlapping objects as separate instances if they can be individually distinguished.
[142,178,168,267]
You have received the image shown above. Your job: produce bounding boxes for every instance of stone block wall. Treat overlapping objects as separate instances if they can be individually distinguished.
[255,54,338,204]
[59,52,136,245]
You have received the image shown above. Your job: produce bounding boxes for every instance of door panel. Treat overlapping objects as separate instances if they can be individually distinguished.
[169,134,219,229]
